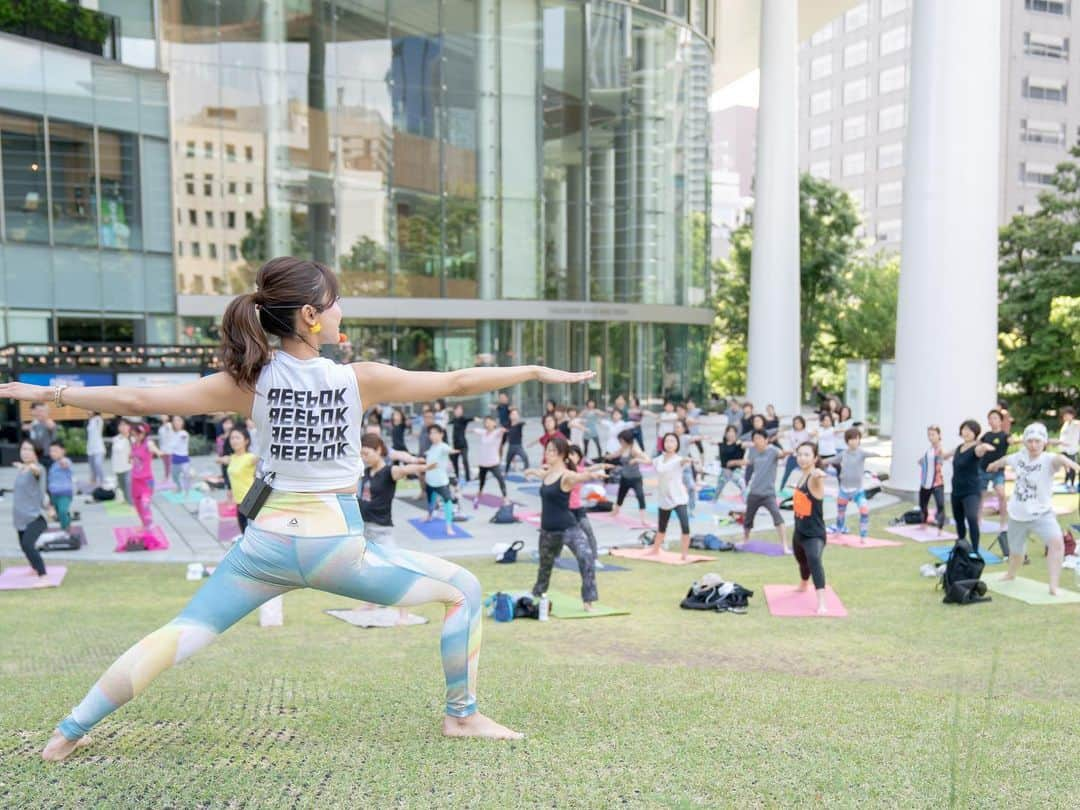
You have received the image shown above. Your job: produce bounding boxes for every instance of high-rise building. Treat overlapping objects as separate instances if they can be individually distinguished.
[800,0,1080,245]
[0,2,175,345]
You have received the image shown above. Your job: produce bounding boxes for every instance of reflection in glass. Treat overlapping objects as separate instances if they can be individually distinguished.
[49,120,97,247]
[98,129,142,249]
[1,112,49,243]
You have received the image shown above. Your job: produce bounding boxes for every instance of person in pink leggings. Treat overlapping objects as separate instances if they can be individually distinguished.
[129,423,162,535]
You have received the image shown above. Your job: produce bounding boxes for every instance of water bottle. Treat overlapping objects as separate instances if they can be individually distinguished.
[538,593,550,622]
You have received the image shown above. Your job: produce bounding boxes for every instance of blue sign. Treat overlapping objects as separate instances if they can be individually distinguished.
[18,372,115,388]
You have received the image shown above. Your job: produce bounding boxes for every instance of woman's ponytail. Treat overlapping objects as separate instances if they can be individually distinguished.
[220,293,271,391]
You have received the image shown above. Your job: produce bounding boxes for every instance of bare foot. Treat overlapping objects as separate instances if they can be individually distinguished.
[1000,573,1016,582]
[783,545,793,555]
[796,581,811,593]
[859,537,866,545]
[816,604,829,616]
[680,552,688,561]
[31,577,53,589]
[41,730,92,762]
[643,545,661,556]
[583,602,594,612]
[443,713,524,741]
[1049,587,1058,596]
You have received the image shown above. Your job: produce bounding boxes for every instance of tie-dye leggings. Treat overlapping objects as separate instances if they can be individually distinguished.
[56,492,482,741]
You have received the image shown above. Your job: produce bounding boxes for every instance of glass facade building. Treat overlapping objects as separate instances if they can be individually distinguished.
[0,19,175,346]
[166,0,714,408]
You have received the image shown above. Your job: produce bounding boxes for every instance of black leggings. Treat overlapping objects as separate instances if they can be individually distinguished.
[1065,453,1077,487]
[951,492,981,550]
[477,465,506,497]
[658,504,690,535]
[505,444,529,473]
[18,515,47,576]
[533,526,598,603]
[451,446,470,482]
[919,486,945,529]
[583,436,603,460]
[793,531,826,590]
[617,477,646,509]
[571,507,599,558]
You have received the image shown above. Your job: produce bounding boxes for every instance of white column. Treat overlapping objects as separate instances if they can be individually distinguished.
[746,0,800,416]
[889,0,1001,491]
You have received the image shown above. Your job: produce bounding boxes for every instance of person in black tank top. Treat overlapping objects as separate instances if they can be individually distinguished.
[390,408,409,454]
[791,441,830,615]
[941,419,996,551]
[525,435,607,610]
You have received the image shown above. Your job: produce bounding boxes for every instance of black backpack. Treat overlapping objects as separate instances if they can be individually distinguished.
[941,540,991,605]
[490,504,519,524]
[680,581,754,613]
[92,487,116,502]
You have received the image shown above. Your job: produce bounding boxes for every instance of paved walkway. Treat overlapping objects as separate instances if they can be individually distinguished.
[0,418,900,567]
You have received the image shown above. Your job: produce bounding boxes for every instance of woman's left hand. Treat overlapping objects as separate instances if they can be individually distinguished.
[535,367,595,385]
[0,382,53,403]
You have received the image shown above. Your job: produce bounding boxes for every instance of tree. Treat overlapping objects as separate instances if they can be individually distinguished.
[832,251,899,362]
[997,147,1080,419]
[708,174,861,399]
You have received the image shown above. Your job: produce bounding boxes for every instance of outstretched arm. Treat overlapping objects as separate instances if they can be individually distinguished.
[391,462,436,480]
[353,363,593,406]
[0,373,253,418]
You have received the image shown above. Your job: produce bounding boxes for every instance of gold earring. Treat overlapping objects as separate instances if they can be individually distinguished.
[310,322,323,335]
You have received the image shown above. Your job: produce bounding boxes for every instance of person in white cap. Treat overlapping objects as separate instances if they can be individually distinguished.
[985,422,1080,595]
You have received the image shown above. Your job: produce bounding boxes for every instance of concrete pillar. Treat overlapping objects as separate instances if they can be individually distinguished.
[746,0,800,415]
[889,0,1001,491]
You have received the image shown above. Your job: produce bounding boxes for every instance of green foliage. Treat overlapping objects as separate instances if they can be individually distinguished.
[55,424,87,458]
[832,251,900,362]
[187,433,212,457]
[997,146,1080,420]
[708,174,864,400]
[0,0,110,45]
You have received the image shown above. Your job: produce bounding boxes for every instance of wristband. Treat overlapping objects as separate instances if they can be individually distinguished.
[54,384,69,407]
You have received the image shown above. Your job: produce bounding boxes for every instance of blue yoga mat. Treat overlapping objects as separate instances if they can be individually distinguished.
[506,474,527,483]
[928,545,1002,565]
[518,485,541,497]
[160,490,204,505]
[736,540,785,557]
[406,517,473,540]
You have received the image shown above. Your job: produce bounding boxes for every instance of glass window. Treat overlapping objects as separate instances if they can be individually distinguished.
[810,23,834,46]
[98,128,141,249]
[205,210,214,227]
[878,180,903,206]
[188,209,196,225]
[842,152,865,176]
[4,244,52,307]
[203,174,213,196]
[1021,161,1057,184]
[844,40,868,69]
[228,181,236,194]
[101,252,144,311]
[177,241,183,256]
[878,142,903,169]
[203,141,213,158]
[228,244,238,260]
[882,0,908,17]
[810,89,833,115]
[244,146,253,162]
[192,242,201,257]
[810,54,833,80]
[94,63,139,132]
[879,103,905,131]
[881,26,907,56]
[810,124,832,150]
[184,173,194,195]
[53,248,101,309]
[186,141,196,158]
[1021,118,1067,144]
[843,77,869,105]
[44,49,94,124]
[877,219,902,242]
[810,159,831,179]
[141,137,172,253]
[225,144,236,162]
[226,211,236,229]
[0,112,49,243]
[880,65,906,94]
[208,242,218,259]
[1025,0,1070,15]
[0,38,45,116]
[848,187,865,209]
[843,115,867,142]
[1024,76,1068,101]
[845,3,869,31]
[137,75,169,137]
[1025,32,1069,59]
[244,181,253,195]
[49,119,97,247]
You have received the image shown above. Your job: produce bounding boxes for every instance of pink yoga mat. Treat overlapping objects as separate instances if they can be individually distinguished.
[218,501,238,518]
[763,584,848,617]
[610,547,714,565]
[828,533,903,549]
[113,525,170,551]
[0,565,67,590]
[590,512,655,530]
[886,524,958,543]
[518,511,542,526]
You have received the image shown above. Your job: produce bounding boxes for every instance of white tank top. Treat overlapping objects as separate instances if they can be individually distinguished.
[251,351,363,492]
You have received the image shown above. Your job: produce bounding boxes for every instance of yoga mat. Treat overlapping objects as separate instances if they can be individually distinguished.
[103,501,136,518]
[589,512,655,529]
[517,510,542,526]
[547,590,629,619]
[984,573,1080,605]
[927,545,1002,565]
[112,525,170,551]
[506,473,527,483]
[529,557,629,573]
[160,490,204,505]
[216,519,242,542]
[828,534,903,549]
[218,501,238,518]
[517,485,541,497]
[406,517,473,540]
[735,540,786,557]
[470,492,518,509]
[324,607,428,627]
[1053,483,1074,495]
[763,584,848,617]
[949,518,1006,534]
[610,547,714,565]
[886,524,958,543]
[0,565,66,590]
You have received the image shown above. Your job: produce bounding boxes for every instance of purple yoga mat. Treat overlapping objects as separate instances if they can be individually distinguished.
[0,565,67,589]
[736,540,786,557]
[470,492,518,509]
[216,519,242,541]
[407,517,473,540]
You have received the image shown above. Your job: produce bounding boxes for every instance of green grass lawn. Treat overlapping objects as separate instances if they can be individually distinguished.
[3,502,1080,808]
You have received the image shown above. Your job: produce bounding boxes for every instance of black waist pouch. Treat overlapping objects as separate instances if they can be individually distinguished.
[239,472,276,519]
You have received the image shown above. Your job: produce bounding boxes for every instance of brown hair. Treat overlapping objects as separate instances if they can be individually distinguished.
[545,434,571,463]
[360,432,387,456]
[220,257,339,390]
[843,427,861,442]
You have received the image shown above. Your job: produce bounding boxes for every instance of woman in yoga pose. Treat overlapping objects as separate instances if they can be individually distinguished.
[0,257,592,760]
[791,441,830,615]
